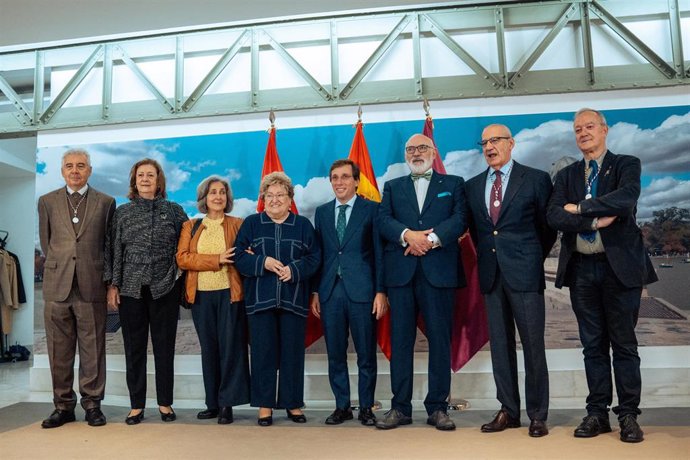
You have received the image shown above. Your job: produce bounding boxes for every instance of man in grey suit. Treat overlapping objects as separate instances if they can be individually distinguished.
[311,159,387,426]
[38,148,115,428]
[465,124,556,438]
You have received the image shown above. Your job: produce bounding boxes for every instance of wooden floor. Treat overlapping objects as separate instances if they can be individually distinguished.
[1,403,688,459]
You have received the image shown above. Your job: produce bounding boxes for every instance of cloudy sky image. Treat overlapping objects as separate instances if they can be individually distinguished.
[36,105,690,223]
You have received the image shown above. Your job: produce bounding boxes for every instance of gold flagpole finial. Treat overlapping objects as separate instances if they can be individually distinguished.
[357,103,363,122]
[269,110,276,127]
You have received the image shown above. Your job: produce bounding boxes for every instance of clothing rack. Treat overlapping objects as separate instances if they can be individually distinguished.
[0,230,14,362]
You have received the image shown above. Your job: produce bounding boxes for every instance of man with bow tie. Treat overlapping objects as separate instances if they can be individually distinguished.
[465,124,556,438]
[547,108,657,443]
[376,134,466,431]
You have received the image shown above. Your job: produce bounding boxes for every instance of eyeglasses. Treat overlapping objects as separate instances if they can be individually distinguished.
[478,136,511,147]
[405,144,432,154]
[264,193,288,201]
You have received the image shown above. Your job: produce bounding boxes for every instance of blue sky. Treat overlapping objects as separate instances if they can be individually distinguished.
[37,104,690,221]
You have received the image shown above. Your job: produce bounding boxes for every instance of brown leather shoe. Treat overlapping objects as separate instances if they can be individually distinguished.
[481,409,521,433]
[528,419,548,437]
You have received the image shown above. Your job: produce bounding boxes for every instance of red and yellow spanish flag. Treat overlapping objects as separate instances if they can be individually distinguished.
[256,125,298,214]
[348,120,391,359]
[424,114,490,372]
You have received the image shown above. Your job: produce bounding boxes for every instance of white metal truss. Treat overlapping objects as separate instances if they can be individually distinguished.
[0,0,688,134]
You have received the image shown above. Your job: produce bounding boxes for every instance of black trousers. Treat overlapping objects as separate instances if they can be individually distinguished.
[569,254,642,419]
[119,285,179,408]
[192,289,250,409]
[484,269,549,422]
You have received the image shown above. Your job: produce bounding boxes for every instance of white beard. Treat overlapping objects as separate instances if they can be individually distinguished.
[407,158,433,175]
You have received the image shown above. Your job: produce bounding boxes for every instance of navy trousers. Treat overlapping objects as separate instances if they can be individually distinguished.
[247,309,306,409]
[192,289,250,409]
[569,254,642,420]
[387,262,454,416]
[484,269,549,422]
[321,279,377,409]
[119,285,179,408]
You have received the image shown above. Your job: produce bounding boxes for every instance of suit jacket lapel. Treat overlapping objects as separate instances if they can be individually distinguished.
[497,162,525,222]
[402,176,420,215]
[341,197,364,247]
[475,169,491,223]
[596,150,615,196]
[77,188,99,238]
[324,199,339,247]
[56,189,74,233]
[420,172,442,216]
[574,159,587,200]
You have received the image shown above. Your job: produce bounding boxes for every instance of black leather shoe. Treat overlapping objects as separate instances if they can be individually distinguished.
[85,407,107,427]
[125,409,145,425]
[41,409,76,429]
[218,407,233,425]
[159,407,176,422]
[375,409,412,430]
[358,407,377,426]
[619,415,644,443]
[286,409,307,423]
[258,410,273,427]
[528,419,548,437]
[325,407,353,425]
[481,410,521,433]
[197,408,219,420]
[574,415,612,438]
[427,410,456,431]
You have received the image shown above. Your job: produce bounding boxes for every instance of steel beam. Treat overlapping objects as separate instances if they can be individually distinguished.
[340,14,413,100]
[263,30,332,101]
[412,13,423,96]
[667,0,685,77]
[181,29,250,112]
[0,74,32,125]
[39,44,104,124]
[330,20,339,97]
[116,45,175,113]
[508,3,578,88]
[580,2,595,86]
[422,13,503,89]
[33,51,44,123]
[251,29,259,108]
[102,44,113,120]
[589,0,676,79]
[175,36,184,111]
[495,7,508,88]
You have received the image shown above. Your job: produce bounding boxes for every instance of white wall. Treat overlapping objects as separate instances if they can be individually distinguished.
[0,135,37,348]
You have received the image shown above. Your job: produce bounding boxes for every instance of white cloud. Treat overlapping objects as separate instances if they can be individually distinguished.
[638,177,690,220]
[230,197,258,218]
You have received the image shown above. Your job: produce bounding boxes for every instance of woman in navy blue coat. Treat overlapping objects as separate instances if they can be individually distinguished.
[234,172,321,426]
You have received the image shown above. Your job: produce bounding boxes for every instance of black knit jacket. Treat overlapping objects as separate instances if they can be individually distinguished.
[105,196,188,299]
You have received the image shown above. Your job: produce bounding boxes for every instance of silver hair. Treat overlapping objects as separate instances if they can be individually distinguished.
[62,148,91,166]
[196,175,234,214]
[574,108,608,126]
[260,171,294,199]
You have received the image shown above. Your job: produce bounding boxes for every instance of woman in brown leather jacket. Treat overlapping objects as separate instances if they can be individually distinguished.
[176,175,250,425]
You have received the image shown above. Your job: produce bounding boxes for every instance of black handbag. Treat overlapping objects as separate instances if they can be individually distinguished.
[179,218,204,309]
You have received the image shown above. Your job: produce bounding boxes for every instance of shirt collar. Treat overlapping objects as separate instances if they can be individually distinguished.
[335,194,357,209]
[66,184,89,195]
[489,159,514,178]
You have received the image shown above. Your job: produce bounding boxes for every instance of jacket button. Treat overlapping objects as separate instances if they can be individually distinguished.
[72,256,77,260]
[491,248,496,253]
[493,230,498,236]
[338,251,342,255]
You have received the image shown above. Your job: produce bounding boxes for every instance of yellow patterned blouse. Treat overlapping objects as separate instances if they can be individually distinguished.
[197,216,230,291]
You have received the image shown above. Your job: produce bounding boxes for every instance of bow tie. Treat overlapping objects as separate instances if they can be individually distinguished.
[411,171,432,181]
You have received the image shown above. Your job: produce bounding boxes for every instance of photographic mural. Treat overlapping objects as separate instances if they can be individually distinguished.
[34,104,690,353]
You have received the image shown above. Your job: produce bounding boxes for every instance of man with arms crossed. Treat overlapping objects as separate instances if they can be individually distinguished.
[38,149,115,428]
[547,108,657,443]
[376,134,466,431]
[466,124,556,437]
[311,159,387,426]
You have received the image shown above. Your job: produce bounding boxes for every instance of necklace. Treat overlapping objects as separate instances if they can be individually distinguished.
[68,191,87,224]
[584,164,601,200]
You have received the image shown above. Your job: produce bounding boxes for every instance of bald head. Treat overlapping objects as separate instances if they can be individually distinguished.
[480,124,515,170]
[404,133,437,174]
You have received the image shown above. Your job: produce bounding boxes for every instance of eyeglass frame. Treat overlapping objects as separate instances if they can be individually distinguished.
[264,192,289,201]
[405,144,433,154]
[478,136,511,147]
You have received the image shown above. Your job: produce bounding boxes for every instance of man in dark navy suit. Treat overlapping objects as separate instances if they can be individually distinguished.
[311,159,387,427]
[547,108,657,443]
[466,124,556,438]
[376,134,466,431]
